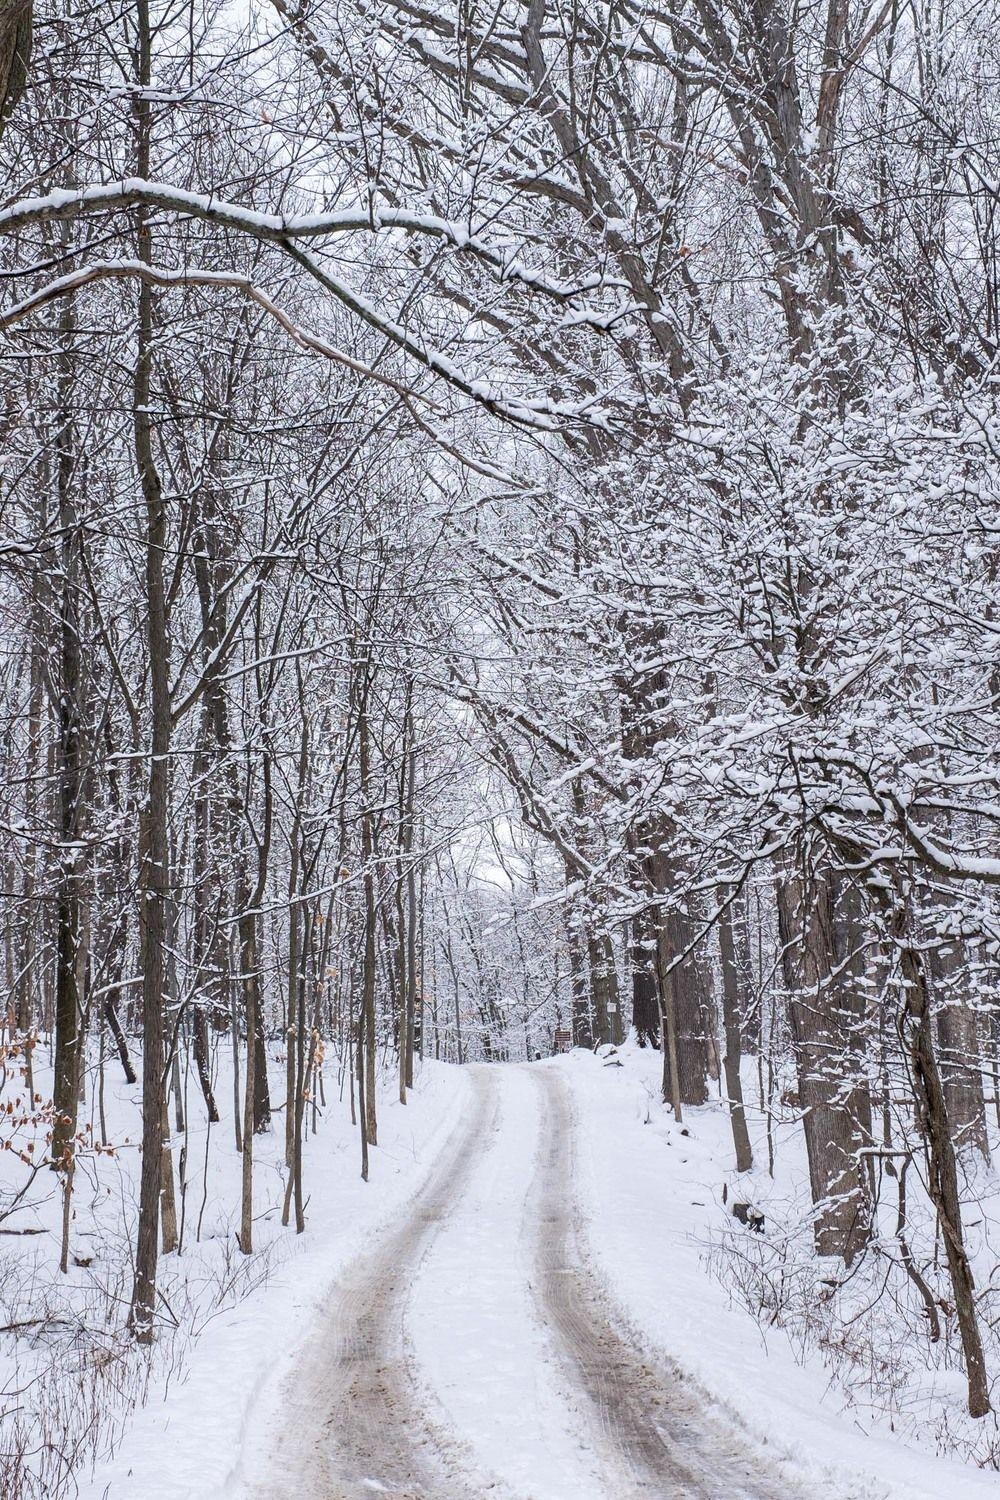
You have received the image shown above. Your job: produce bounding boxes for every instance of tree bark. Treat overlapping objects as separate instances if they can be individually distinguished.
[51,287,83,1171]
[631,915,660,1046]
[656,900,711,1106]
[777,864,871,1264]
[927,901,988,1159]
[566,912,592,1048]
[358,653,378,1147]
[587,930,621,1046]
[895,925,991,1416]
[129,1,168,1339]
[719,888,753,1173]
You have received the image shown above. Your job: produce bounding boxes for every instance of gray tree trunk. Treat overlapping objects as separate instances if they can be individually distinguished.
[777,865,871,1264]
[718,889,753,1173]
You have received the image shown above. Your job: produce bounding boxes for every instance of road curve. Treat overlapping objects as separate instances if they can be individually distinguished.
[251,1063,810,1500]
[528,1065,804,1500]
[250,1067,500,1500]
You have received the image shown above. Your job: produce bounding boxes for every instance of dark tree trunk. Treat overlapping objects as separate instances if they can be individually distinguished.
[190,731,221,1123]
[631,915,660,1046]
[403,701,418,1091]
[587,930,620,1045]
[358,657,378,1148]
[51,291,83,1171]
[719,889,753,1173]
[566,914,593,1048]
[893,921,991,1417]
[928,912,988,1159]
[657,902,710,1106]
[129,185,169,1340]
[104,996,137,1086]
[777,865,871,1265]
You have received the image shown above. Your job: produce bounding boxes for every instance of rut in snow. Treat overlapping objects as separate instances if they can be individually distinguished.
[528,1066,803,1500]
[251,1068,500,1500]
[253,1063,807,1500]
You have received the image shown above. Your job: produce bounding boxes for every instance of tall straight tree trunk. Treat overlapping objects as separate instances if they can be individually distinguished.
[238,746,270,1252]
[51,288,83,1171]
[159,1093,178,1255]
[395,704,410,1105]
[654,910,684,1120]
[16,630,44,1046]
[101,722,136,1085]
[587,930,620,1046]
[285,893,299,1167]
[130,120,169,1341]
[566,910,592,1048]
[190,729,221,1122]
[718,888,753,1173]
[655,896,710,1106]
[292,907,308,1230]
[734,888,760,1055]
[926,891,989,1159]
[356,953,370,1180]
[631,914,660,1046]
[777,863,871,1264]
[239,964,256,1251]
[358,654,378,1147]
[404,801,418,1088]
[402,695,417,1093]
[283,713,310,1168]
[129,1,169,1339]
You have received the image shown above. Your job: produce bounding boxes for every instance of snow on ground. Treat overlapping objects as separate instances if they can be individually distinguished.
[8,1040,1000,1499]
[0,1041,470,1500]
[553,1043,999,1500]
[408,1064,609,1500]
[85,1060,470,1500]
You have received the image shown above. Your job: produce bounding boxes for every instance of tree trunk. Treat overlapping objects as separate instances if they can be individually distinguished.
[190,731,221,1123]
[928,910,988,1159]
[238,921,257,1253]
[631,915,660,1046]
[777,864,871,1264]
[656,902,710,1106]
[654,913,683,1121]
[358,656,378,1147]
[719,889,753,1173]
[104,996,137,1085]
[402,700,417,1091]
[129,220,169,1342]
[51,289,83,1172]
[566,914,592,1048]
[894,922,991,1416]
[588,930,621,1046]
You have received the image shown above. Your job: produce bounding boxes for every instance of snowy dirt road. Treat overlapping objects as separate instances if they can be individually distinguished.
[248,1063,808,1500]
[531,1069,799,1500]
[250,1067,501,1500]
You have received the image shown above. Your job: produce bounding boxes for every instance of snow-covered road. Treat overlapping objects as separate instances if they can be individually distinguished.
[249,1067,501,1500]
[249,1064,810,1500]
[529,1068,799,1499]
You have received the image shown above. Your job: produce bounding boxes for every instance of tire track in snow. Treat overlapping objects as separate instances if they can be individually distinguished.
[406,1063,611,1500]
[528,1065,805,1500]
[250,1067,500,1500]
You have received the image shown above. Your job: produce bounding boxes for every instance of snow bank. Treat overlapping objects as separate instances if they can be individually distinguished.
[554,1043,998,1500]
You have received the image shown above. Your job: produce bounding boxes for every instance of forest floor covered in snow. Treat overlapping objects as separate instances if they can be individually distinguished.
[3,1043,999,1499]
